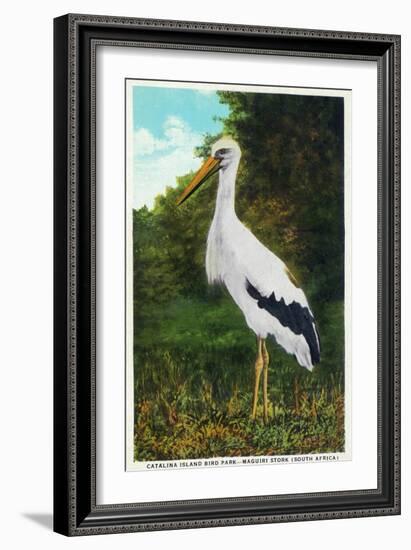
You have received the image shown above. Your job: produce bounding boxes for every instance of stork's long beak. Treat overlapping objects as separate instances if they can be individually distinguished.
[176,156,221,206]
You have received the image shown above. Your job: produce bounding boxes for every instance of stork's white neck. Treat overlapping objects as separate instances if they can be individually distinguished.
[206,157,240,285]
[213,159,240,222]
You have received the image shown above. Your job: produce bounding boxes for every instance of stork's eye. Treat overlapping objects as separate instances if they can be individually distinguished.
[215,148,229,158]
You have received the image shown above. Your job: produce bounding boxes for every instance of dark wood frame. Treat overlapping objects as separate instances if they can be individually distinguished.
[54,13,401,536]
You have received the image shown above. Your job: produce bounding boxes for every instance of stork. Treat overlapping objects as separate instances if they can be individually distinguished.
[176,137,320,422]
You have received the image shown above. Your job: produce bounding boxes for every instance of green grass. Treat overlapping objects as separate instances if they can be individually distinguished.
[134,384,344,461]
[133,297,345,461]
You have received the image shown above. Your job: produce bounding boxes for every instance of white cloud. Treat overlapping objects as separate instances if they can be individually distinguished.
[133,127,168,156]
[133,116,202,209]
[163,116,190,146]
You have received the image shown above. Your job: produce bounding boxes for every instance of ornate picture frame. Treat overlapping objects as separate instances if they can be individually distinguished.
[53,14,400,536]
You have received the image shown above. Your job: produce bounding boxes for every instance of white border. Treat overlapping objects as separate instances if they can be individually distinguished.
[125,79,352,472]
[97,45,377,505]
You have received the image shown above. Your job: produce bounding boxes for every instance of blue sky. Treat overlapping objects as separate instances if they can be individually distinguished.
[132,84,229,209]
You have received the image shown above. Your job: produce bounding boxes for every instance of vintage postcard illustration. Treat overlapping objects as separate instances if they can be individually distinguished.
[126,79,351,471]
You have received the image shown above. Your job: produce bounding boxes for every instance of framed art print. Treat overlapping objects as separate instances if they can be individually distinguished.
[53,14,400,536]
[125,79,351,471]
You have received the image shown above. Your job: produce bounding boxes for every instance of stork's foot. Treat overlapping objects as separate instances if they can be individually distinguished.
[251,358,263,420]
[251,338,264,420]
[251,338,273,423]
[262,341,270,424]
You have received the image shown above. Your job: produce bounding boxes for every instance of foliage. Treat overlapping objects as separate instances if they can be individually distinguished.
[218,90,345,301]
[133,90,346,460]
[134,349,345,460]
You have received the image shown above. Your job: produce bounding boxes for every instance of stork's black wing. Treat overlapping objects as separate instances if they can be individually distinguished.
[246,279,320,365]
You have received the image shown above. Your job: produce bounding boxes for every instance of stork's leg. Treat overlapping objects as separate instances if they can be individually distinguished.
[251,337,263,420]
[262,340,270,424]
